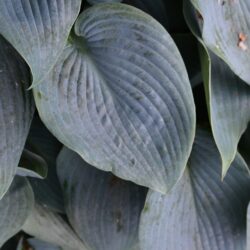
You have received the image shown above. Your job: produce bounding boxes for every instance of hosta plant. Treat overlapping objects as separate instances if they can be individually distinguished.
[1,0,250,250]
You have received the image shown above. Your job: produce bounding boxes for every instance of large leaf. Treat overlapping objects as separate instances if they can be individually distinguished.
[0,36,34,198]
[57,147,147,250]
[22,203,87,250]
[190,0,250,84]
[0,0,81,85]
[0,177,34,248]
[34,3,196,193]
[27,115,64,213]
[139,130,250,250]
[184,0,250,176]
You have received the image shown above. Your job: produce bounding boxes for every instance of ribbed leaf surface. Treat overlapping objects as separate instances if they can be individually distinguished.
[57,147,147,250]
[0,177,34,247]
[23,203,87,250]
[139,130,250,250]
[34,3,196,193]
[0,0,81,85]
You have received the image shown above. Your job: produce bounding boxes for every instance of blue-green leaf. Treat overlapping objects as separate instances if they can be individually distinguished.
[34,3,196,193]
[190,0,250,85]
[22,203,87,250]
[184,0,250,177]
[0,36,34,198]
[139,130,250,250]
[57,147,147,250]
[0,177,34,247]
[27,115,64,213]
[0,0,81,85]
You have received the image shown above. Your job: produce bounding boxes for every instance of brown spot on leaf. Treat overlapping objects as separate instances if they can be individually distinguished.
[238,32,248,51]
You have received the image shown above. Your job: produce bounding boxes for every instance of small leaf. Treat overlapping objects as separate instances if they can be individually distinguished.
[0,35,34,198]
[57,147,147,250]
[0,177,34,248]
[0,0,82,85]
[22,203,87,250]
[34,3,196,193]
[190,0,250,85]
[139,130,250,250]
[27,115,64,213]
[17,149,48,179]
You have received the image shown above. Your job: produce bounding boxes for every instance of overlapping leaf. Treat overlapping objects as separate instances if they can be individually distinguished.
[190,0,250,85]
[0,177,34,248]
[139,130,250,250]
[27,115,64,213]
[27,239,63,250]
[57,147,147,250]
[205,53,250,177]
[184,0,250,176]
[0,0,81,85]
[22,203,87,250]
[17,149,48,179]
[0,36,34,198]
[34,3,196,193]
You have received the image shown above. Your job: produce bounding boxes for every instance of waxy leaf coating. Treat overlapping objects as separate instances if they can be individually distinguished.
[34,3,196,193]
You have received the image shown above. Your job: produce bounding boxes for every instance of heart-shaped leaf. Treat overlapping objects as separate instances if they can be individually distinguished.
[22,203,87,250]
[57,147,147,250]
[139,130,250,250]
[0,0,81,85]
[190,0,250,85]
[27,115,64,213]
[17,149,48,179]
[0,177,34,248]
[34,3,196,193]
[0,35,34,198]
